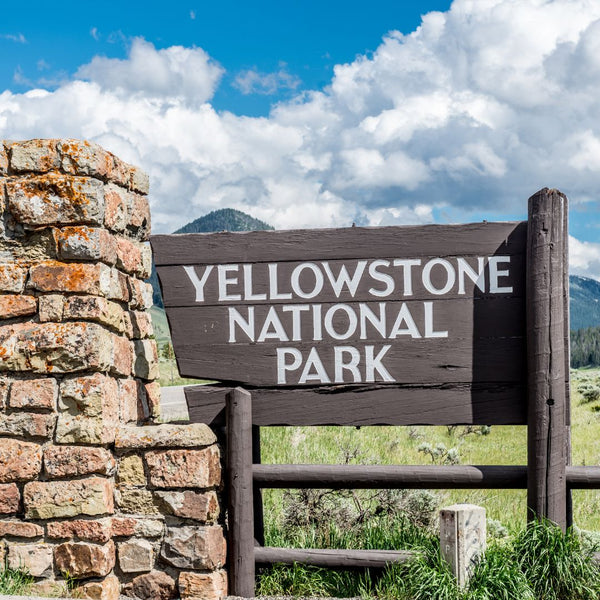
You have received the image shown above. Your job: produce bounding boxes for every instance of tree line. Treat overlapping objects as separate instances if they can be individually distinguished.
[571,326,600,368]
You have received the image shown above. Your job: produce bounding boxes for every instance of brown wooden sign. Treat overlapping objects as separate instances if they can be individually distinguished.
[151,220,528,424]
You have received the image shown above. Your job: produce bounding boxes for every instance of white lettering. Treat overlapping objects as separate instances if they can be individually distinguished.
[423,301,447,338]
[324,304,358,340]
[322,260,367,297]
[183,265,213,302]
[257,307,289,342]
[291,263,324,299]
[458,257,485,295]
[243,264,267,301]
[368,260,394,297]
[299,347,331,383]
[365,345,395,382]
[389,303,422,338]
[277,348,302,384]
[422,258,455,295]
[359,302,386,340]
[282,305,310,341]
[334,346,361,382]
[268,263,292,300]
[228,307,255,342]
[393,259,421,296]
[218,264,241,301]
[488,256,513,293]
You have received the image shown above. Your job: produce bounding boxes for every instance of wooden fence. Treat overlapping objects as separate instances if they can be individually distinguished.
[153,188,600,597]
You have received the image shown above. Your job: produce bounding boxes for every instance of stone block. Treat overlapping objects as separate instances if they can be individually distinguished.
[7,542,53,577]
[128,277,153,310]
[112,334,134,376]
[0,264,27,292]
[130,166,150,195]
[115,488,160,515]
[117,455,146,486]
[0,411,56,438]
[9,377,57,409]
[144,381,161,420]
[133,338,159,380]
[0,521,44,538]
[63,295,126,332]
[44,445,116,477]
[0,294,37,319]
[440,503,487,588]
[104,184,129,233]
[146,447,221,489]
[59,139,129,185]
[56,373,119,444]
[119,379,141,423]
[24,477,114,519]
[154,490,219,521]
[129,193,151,241]
[6,173,105,226]
[38,294,65,321]
[0,439,42,482]
[0,377,8,409]
[115,236,142,275]
[29,260,112,295]
[55,226,118,264]
[109,268,131,302]
[179,570,228,600]
[118,538,154,573]
[160,525,226,570]
[111,517,164,538]
[76,574,121,600]
[130,311,154,339]
[0,321,114,374]
[47,519,113,544]
[9,139,61,172]
[126,571,177,600]
[0,143,7,174]
[0,483,20,513]
[115,423,216,449]
[54,540,115,578]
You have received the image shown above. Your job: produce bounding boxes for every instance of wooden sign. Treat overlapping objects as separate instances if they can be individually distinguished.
[151,221,528,425]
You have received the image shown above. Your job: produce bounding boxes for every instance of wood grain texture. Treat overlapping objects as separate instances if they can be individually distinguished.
[151,221,527,266]
[253,464,528,489]
[254,547,414,568]
[185,383,527,426]
[226,388,255,597]
[526,188,568,530]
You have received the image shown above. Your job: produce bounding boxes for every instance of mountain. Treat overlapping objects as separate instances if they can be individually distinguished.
[570,275,600,330]
[150,208,274,306]
[173,208,273,235]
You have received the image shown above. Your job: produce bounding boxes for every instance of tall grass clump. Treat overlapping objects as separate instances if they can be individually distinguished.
[513,520,600,600]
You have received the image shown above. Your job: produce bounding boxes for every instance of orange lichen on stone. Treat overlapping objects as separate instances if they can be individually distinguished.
[8,139,61,173]
[29,261,109,295]
[0,294,37,319]
[6,173,105,226]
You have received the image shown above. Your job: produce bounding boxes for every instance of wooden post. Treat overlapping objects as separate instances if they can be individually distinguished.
[526,188,568,530]
[226,387,255,597]
[440,504,486,587]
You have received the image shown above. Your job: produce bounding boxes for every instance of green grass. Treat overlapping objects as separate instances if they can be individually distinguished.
[256,369,600,596]
[0,567,33,595]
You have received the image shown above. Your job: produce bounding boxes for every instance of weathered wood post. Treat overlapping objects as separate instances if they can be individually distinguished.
[226,387,255,596]
[526,188,568,530]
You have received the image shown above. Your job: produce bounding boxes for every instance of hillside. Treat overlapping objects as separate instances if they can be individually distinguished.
[570,275,600,330]
[173,208,273,234]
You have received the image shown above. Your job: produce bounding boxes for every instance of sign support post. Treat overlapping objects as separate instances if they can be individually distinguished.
[526,188,568,530]
[226,387,255,596]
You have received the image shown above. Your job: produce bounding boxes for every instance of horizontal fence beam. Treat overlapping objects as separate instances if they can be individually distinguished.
[253,465,600,490]
[255,546,414,568]
[565,467,600,489]
[253,464,528,489]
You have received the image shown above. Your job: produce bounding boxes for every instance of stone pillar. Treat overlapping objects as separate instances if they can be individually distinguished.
[439,503,486,588]
[0,139,227,600]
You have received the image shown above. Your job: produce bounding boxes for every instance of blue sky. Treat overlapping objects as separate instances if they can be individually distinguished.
[1,0,600,279]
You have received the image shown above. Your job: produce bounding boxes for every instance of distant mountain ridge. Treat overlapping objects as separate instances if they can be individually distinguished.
[152,209,600,332]
[570,275,600,330]
[173,208,273,234]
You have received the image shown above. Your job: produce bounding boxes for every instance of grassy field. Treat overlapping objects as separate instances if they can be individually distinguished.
[259,368,600,534]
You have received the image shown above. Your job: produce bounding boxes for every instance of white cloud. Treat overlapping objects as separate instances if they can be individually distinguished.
[1,0,600,280]
[0,33,26,44]
[75,38,223,104]
[233,66,301,95]
[569,236,600,281]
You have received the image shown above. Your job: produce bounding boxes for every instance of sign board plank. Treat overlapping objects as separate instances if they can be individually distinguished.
[151,221,527,266]
[185,383,527,426]
[151,220,528,424]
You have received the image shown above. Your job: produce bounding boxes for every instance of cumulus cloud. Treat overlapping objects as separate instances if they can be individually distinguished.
[75,38,223,104]
[570,236,600,281]
[1,0,600,279]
